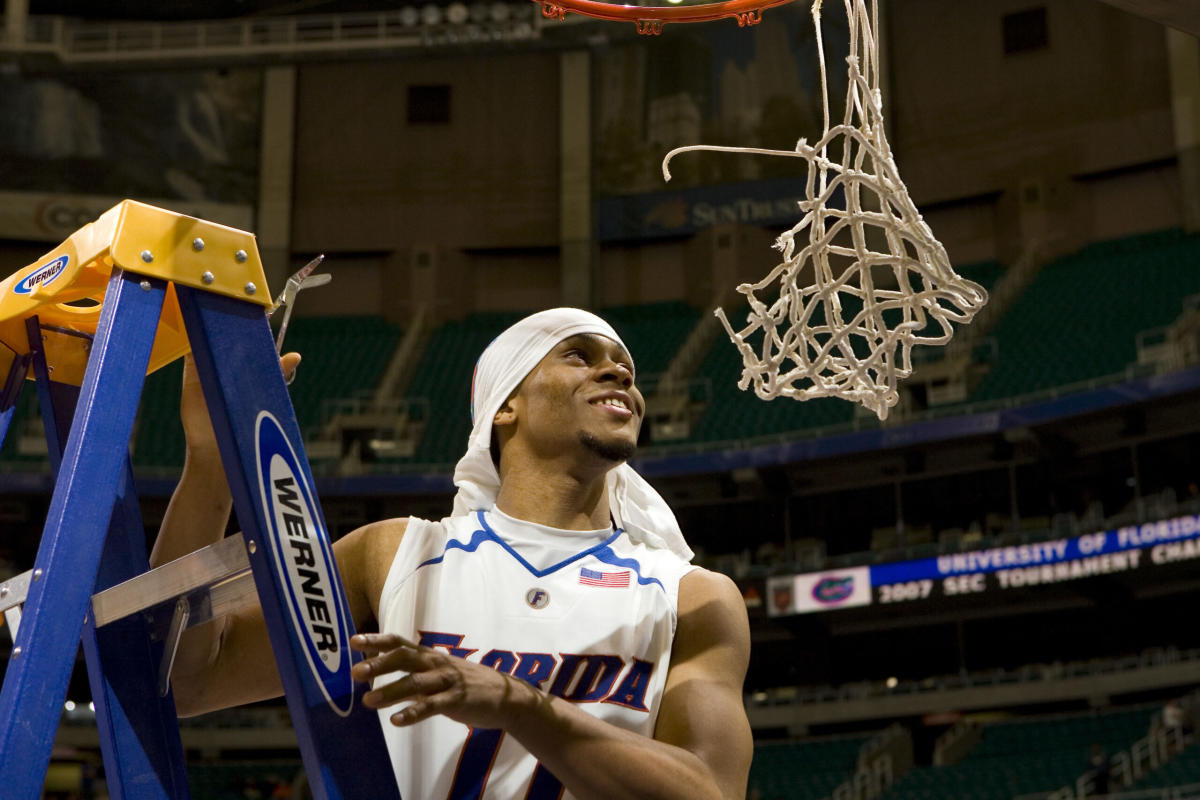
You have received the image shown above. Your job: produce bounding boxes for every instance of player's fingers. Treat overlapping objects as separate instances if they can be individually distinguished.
[351,637,436,682]
[351,632,417,654]
[280,351,301,383]
[386,689,460,727]
[362,669,455,709]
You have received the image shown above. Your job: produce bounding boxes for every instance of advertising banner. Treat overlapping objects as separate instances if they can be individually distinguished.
[772,514,1200,616]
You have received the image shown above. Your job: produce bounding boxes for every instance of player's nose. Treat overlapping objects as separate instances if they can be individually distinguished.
[597,356,633,389]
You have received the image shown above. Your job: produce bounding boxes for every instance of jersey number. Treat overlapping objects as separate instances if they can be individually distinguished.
[447,727,564,800]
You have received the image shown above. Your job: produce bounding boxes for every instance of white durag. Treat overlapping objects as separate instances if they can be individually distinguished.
[451,308,693,562]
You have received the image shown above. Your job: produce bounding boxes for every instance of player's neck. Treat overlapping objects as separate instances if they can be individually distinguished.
[494,459,612,531]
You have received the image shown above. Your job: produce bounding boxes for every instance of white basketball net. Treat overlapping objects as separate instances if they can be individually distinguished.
[662,0,987,421]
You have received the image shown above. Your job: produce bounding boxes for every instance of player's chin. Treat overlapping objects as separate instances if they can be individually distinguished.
[578,429,637,463]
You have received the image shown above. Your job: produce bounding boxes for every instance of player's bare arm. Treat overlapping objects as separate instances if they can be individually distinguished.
[351,567,753,800]
[153,352,406,716]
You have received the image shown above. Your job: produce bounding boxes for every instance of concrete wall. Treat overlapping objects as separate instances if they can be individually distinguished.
[291,53,561,255]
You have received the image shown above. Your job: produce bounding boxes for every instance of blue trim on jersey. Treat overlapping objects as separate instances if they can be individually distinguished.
[415,510,626,578]
[591,547,665,592]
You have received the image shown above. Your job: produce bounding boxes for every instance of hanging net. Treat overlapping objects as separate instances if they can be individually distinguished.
[662,0,987,421]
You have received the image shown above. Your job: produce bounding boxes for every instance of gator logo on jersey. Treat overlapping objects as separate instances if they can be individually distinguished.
[256,410,354,717]
[14,255,69,295]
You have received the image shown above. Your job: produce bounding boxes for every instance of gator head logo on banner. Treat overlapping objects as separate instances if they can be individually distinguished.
[812,575,856,604]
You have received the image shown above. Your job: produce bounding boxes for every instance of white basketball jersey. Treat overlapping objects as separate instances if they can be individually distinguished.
[374,507,696,800]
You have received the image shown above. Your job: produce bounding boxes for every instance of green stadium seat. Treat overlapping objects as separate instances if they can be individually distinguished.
[877,706,1157,800]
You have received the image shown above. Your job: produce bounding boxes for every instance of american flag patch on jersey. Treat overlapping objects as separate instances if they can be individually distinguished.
[579,567,630,588]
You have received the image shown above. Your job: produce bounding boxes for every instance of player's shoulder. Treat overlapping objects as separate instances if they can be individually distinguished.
[674,566,751,662]
[678,565,744,612]
[334,517,410,592]
[338,515,410,552]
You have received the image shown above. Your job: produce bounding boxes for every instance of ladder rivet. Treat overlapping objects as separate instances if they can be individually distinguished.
[33,568,42,580]
[235,249,248,263]
[201,271,215,285]
[192,238,206,251]
[248,540,257,554]
[0,586,7,597]
[140,250,154,263]
[244,282,257,295]
[139,280,152,291]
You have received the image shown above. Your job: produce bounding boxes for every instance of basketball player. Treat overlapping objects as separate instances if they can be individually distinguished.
[153,308,753,799]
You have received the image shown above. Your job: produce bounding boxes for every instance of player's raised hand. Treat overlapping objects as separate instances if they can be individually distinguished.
[350,633,539,731]
[180,351,301,457]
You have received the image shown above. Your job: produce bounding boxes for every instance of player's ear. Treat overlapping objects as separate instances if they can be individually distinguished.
[492,396,518,429]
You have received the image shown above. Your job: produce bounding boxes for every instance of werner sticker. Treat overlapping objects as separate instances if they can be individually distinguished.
[255,410,354,716]
[13,255,69,295]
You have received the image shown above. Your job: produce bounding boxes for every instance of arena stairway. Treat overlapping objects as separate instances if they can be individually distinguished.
[875,705,1158,800]
[1126,739,1200,791]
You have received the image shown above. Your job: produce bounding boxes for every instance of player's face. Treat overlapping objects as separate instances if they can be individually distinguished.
[511,333,644,464]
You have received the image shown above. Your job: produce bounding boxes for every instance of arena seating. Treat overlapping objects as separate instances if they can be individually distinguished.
[876,705,1157,800]
[129,315,402,470]
[2,230,1199,474]
[970,229,1200,403]
[603,300,701,377]
[404,310,526,465]
[747,733,870,800]
[280,314,403,432]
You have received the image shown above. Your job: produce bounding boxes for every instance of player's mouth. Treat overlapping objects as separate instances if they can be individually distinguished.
[589,392,637,420]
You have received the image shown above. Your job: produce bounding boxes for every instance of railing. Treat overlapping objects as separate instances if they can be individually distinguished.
[745,646,1199,710]
[4,8,549,64]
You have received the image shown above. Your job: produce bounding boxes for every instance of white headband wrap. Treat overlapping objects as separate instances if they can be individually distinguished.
[451,307,693,561]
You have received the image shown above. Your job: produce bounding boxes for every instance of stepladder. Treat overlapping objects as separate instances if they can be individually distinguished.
[0,200,402,800]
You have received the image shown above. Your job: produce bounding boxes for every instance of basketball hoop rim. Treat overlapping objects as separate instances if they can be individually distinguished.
[536,0,797,30]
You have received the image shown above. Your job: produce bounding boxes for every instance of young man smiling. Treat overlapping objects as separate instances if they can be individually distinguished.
[153,307,753,800]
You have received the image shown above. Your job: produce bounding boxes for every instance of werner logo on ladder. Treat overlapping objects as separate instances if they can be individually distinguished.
[0,200,400,800]
[256,409,356,716]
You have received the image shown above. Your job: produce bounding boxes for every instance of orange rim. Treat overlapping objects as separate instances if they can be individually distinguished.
[535,0,797,33]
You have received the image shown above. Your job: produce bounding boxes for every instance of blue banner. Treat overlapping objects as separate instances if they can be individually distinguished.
[870,513,1200,586]
[595,177,811,242]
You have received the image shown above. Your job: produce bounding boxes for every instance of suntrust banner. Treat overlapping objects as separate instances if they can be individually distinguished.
[595,177,815,242]
[768,514,1200,617]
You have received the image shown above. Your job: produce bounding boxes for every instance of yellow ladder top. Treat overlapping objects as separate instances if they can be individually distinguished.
[0,200,272,386]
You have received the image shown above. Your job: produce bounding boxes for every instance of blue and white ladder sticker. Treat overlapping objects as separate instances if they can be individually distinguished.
[14,255,69,295]
[255,410,354,716]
